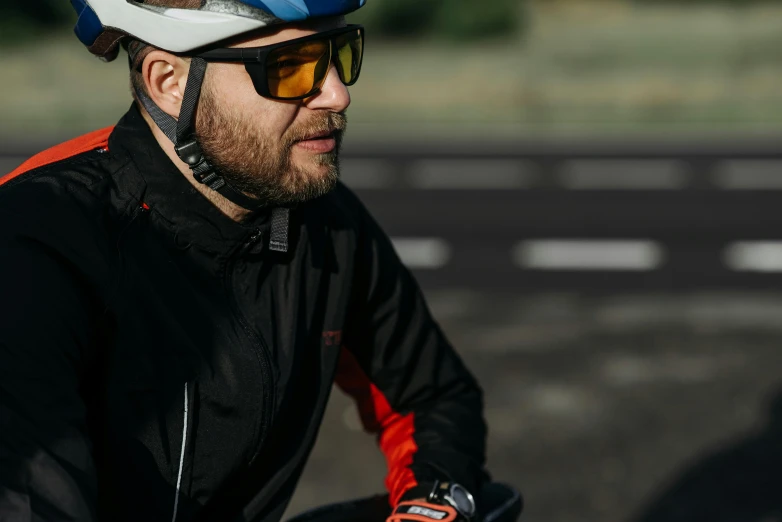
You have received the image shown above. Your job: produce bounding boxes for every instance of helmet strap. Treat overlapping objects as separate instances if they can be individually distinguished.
[133,57,290,252]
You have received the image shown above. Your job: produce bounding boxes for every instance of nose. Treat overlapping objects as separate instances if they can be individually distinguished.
[304,64,351,113]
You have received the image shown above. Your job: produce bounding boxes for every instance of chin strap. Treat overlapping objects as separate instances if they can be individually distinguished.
[133,56,290,253]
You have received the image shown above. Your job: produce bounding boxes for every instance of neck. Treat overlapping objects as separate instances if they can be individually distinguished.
[140,106,253,223]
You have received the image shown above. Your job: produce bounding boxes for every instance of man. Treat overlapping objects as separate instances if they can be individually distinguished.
[0,1,522,521]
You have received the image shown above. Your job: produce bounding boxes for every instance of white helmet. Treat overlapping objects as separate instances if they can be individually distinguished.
[70,0,366,61]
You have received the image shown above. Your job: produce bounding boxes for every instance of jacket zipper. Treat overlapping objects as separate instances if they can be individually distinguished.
[171,382,190,522]
[225,229,275,467]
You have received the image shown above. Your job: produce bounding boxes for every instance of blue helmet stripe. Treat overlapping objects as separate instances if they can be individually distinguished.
[303,0,365,17]
[70,0,103,46]
[240,0,310,21]
[239,0,365,21]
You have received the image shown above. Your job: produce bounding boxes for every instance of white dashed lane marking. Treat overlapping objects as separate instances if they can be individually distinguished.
[713,160,782,190]
[408,159,536,189]
[724,241,782,272]
[513,239,665,271]
[391,238,452,269]
[339,157,782,191]
[559,160,689,189]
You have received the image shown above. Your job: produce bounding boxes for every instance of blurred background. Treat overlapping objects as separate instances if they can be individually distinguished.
[3,1,782,520]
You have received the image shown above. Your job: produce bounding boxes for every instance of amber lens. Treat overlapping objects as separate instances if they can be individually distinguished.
[334,29,363,85]
[266,40,330,99]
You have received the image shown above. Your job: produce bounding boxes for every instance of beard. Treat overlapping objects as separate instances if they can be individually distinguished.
[194,83,346,207]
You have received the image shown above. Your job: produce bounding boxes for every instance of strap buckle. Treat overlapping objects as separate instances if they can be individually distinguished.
[175,139,204,167]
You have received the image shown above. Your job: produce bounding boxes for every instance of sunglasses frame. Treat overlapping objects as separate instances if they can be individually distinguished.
[197,24,364,101]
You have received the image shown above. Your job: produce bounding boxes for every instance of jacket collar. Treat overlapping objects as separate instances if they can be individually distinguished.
[109,104,271,253]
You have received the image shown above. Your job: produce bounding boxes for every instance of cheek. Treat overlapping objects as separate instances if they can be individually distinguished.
[207,63,300,140]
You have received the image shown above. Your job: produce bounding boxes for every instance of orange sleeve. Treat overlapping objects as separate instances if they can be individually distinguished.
[334,347,419,507]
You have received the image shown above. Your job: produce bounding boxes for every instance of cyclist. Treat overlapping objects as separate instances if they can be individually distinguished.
[0,1,522,521]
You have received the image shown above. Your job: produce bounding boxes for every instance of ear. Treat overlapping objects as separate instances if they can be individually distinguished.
[141,50,190,119]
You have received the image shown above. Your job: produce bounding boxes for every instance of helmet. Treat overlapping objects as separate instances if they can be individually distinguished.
[70,0,366,61]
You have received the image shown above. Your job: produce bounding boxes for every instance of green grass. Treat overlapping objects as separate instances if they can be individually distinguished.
[3,1,782,141]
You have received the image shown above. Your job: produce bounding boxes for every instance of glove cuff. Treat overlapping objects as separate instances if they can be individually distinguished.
[387,501,460,522]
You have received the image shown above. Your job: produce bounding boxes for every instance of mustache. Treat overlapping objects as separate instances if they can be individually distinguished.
[286,112,347,144]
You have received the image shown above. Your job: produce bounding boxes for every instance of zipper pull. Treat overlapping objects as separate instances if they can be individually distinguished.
[241,229,264,254]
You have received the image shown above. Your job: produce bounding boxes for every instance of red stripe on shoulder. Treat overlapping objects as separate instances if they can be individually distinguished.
[335,347,419,506]
[0,126,114,187]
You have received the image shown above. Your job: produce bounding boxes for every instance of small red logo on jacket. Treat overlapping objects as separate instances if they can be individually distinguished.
[322,330,342,346]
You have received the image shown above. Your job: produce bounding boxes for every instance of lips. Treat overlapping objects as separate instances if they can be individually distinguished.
[295,130,338,153]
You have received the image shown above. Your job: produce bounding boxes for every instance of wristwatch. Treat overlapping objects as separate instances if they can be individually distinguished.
[428,481,476,520]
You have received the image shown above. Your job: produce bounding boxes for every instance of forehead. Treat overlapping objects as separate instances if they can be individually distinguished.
[231,16,346,49]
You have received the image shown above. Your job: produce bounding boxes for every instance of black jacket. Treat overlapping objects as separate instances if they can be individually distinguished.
[0,106,487,522]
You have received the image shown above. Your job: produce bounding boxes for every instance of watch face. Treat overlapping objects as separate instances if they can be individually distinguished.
[448,484,476,517]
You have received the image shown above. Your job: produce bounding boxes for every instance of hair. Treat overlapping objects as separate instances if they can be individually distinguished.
[122,39,154,105]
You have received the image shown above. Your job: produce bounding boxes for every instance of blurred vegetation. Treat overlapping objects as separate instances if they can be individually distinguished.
[0,1,72,44]
[6,0,782,46]
[351,0,523,41]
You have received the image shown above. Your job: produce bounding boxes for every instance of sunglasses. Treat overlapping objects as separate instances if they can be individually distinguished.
[198,25,364,101]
